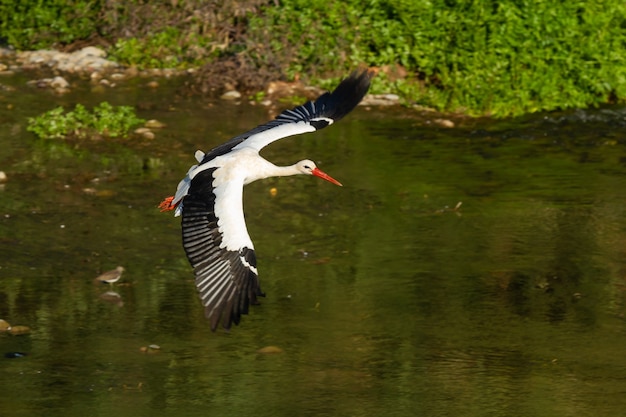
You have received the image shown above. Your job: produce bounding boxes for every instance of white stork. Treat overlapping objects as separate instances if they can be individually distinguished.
[159,70,372,331]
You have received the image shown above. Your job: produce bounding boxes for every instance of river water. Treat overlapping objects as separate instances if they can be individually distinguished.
[1,74,626,417]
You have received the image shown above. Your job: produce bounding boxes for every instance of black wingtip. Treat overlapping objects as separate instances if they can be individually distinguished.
[315,69,374,123]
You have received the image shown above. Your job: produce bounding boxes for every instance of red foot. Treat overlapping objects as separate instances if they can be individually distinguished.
[158,196,176,212]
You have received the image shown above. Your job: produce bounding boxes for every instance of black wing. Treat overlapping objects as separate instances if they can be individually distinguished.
[200,69,372,162]
[181,168,264,331]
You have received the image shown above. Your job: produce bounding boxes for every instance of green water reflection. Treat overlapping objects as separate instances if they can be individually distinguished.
[1,76,626,417]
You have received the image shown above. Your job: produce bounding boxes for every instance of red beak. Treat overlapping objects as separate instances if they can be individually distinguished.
[312,167,343,186]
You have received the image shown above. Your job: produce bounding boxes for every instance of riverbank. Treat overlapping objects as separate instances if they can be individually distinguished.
[0,46,405,108]
[2,1,624,117]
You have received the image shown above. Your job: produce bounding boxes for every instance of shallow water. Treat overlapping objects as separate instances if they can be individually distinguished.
[1,74,626,417]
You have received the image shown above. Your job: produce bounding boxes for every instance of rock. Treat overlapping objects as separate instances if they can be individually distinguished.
[16,47,118,74]
[26,75,70,92]
[90,71,103,81]
[50,76,69,89]
[0,319,10,331]
[0,47,14,57]
[361,94,400,106]
[220,90,241,100]
[75,46,107,58]
[134,127,155,139]
[125,66,139,77]
[433,118,455,128]
[144,119,166,129]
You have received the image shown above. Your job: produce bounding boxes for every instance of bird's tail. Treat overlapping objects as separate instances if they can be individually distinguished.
[158,196,176,212]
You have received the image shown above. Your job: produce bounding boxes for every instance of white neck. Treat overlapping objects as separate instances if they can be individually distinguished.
[245,160,301,184]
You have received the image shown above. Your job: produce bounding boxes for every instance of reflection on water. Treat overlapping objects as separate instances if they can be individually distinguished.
[1,77,626,417]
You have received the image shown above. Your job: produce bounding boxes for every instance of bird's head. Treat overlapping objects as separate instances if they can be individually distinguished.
[295,160,342,186]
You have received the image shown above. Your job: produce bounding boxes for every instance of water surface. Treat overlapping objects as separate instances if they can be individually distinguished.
[1,75,626,417]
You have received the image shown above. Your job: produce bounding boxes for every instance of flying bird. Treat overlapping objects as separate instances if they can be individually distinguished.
[160,70,372,330]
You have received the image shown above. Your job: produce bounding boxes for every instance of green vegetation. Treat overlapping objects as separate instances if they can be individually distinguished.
[248,0,626,116]
[1,0,625,116]
[0,0,98,49]
[107,27,216,70]
[27,102,145,140]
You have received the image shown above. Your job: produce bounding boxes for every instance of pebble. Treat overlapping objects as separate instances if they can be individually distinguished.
[144,119,166,129]
[134,127,155,140]
[26,75,71,93]
[220,90,242,100]
[50,76,69,89]
[0,319,10,331]
[361,93,400,106]
[433,118,455,128]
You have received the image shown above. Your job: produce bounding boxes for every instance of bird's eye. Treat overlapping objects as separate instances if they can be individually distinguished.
[304,165,311,170]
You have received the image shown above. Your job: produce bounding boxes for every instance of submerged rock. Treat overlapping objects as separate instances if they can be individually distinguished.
[0,319,10,331]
